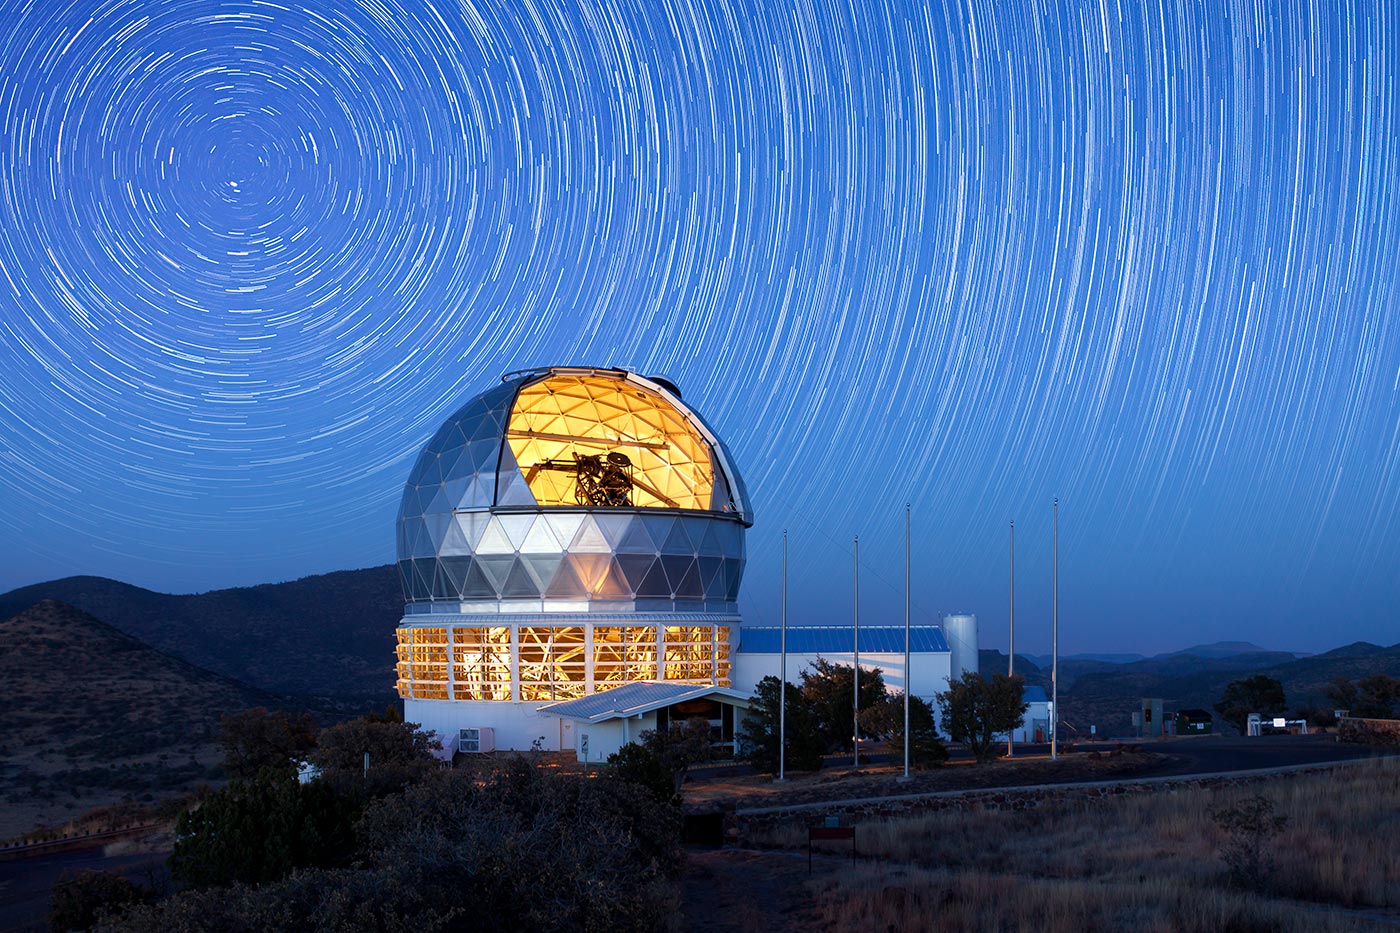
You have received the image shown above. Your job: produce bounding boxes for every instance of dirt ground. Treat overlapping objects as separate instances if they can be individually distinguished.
[679,847,833,933]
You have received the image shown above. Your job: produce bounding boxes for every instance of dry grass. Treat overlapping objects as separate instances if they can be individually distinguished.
[808,865,1373,932]
[755,758,1400,928]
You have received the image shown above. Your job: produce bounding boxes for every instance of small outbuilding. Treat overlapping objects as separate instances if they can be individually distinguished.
[538,681,750,763]
[1174,709,1214,735]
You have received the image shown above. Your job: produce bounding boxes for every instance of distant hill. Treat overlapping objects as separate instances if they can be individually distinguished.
[1022,653,1145,666]
[1062,641,1400,737]
[0,566,403,700]
[0,600,270,838]
[1159,641,1277,659]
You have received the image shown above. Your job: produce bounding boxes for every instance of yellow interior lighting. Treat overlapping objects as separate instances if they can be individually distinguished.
[507,374,715,510]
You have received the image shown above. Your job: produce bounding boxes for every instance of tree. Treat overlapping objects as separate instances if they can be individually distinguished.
[1214,675,1286,733]
[170,773,359,889]
[799,658,890,752]
[219,707,317,781]
[637,716,714,794]
[311,715,439,796]
[1325,676,1359,715]
[49,869,152,932]
[606,743,678,806]
[936,672,1029,764]
[739,676,824,773]
[1356,675,1400,719]
[882,694,948,768]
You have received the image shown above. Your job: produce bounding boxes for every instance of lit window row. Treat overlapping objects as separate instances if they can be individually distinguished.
[395,624,731,701]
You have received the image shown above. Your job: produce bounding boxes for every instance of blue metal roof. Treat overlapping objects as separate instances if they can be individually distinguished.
[738,625,948,654]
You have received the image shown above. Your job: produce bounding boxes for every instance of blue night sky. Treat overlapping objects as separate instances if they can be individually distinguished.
[1,0,1397,655]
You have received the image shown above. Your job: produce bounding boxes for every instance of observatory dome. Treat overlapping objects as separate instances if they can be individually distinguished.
[397,367,751,615]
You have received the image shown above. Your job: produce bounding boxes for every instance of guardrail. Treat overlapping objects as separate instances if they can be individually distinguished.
[0,824,161,862]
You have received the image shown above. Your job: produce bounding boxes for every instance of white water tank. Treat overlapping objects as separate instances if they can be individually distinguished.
[942,612,979,684]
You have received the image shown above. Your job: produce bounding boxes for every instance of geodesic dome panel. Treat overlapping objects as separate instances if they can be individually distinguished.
[395,368,750,614]
[506,373,717,510]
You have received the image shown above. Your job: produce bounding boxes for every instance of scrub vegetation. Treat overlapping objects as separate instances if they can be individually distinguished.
[51,711,686,933]
[758,758,1400,931]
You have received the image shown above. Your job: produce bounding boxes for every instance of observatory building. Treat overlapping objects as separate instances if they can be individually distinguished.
[394,366,752,751]
[394,366,975,756]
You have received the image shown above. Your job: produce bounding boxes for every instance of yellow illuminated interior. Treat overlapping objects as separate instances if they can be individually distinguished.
[594,625,659,684]
[395,623,732,700]
[506,373,715,510]
[452,627,511,701]
[518,626,587,701]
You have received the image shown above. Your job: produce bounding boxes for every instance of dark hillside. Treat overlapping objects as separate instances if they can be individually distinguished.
[0,566,401,699]
[0,600,269,838]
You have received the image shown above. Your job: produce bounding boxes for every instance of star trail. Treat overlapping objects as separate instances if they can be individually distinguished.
[1,0,1397,652]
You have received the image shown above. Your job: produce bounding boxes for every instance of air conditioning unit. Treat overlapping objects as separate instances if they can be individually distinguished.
[459,727,495,754]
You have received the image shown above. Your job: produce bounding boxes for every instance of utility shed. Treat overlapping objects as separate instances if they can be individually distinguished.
[538,681,750,763]
[1174,708,1214,735]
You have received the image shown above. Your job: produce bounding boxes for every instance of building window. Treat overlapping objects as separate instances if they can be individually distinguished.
[395,626,449,700]
[664,625,729,685]
[518,626,587,700]
[593,625,659,684]
[452,627,512,700]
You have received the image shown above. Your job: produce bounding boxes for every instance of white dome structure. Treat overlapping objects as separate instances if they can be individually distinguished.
[394,367,752,751]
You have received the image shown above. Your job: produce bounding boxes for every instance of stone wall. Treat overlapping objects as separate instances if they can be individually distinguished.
[1338,717,1400,747]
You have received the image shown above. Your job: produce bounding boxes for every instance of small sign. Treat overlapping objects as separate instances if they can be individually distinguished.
[581,734,590,757]
[824,815,840,828]
[1272,718,1286,728]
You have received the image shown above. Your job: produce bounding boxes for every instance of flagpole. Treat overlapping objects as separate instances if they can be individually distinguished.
[902,503,911,781]
[1008,519,1015,759]
[779,530,787,781]
[853,535,860,769]
[1052,499,1059,762]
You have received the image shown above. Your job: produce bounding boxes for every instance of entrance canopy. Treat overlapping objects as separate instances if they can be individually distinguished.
[538,681,749,724]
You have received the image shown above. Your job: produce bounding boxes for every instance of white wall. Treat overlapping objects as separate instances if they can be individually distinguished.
[405,698,574,752]
[995,700,1052,743]
[572,711,659,763]
[732,651,953,706]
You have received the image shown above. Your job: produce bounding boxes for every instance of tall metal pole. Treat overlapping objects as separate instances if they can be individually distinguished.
[1008,519,1015,759]
[1052,499,1059,762]
[853,535,860,769]
[903,503,911,780]
[779,530,787,781]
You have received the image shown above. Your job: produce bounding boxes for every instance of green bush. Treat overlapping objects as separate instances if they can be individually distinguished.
[740,676,824,773]
[170,773,359,889]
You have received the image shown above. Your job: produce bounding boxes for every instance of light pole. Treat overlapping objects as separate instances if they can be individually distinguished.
[902,503,911,781]
[779,530,787,781]
[853,534,860,769]
[1008,519,1015,759]
[1052,498,1059,762]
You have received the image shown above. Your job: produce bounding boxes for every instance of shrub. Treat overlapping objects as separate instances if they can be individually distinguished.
[606,742,677,806]
[799,658,890,752]
[170,773,359,889]
[218,708,316,781]
[739,676,824,774]
[936,672,1028,763]
[1210,794,1288,888]
[50,870,152,932]
[884,695,949,769]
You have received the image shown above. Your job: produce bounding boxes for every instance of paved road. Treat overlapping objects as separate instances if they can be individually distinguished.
[1114,733,1397,776]
[694,732,1397,784]
[0,844,168,932]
